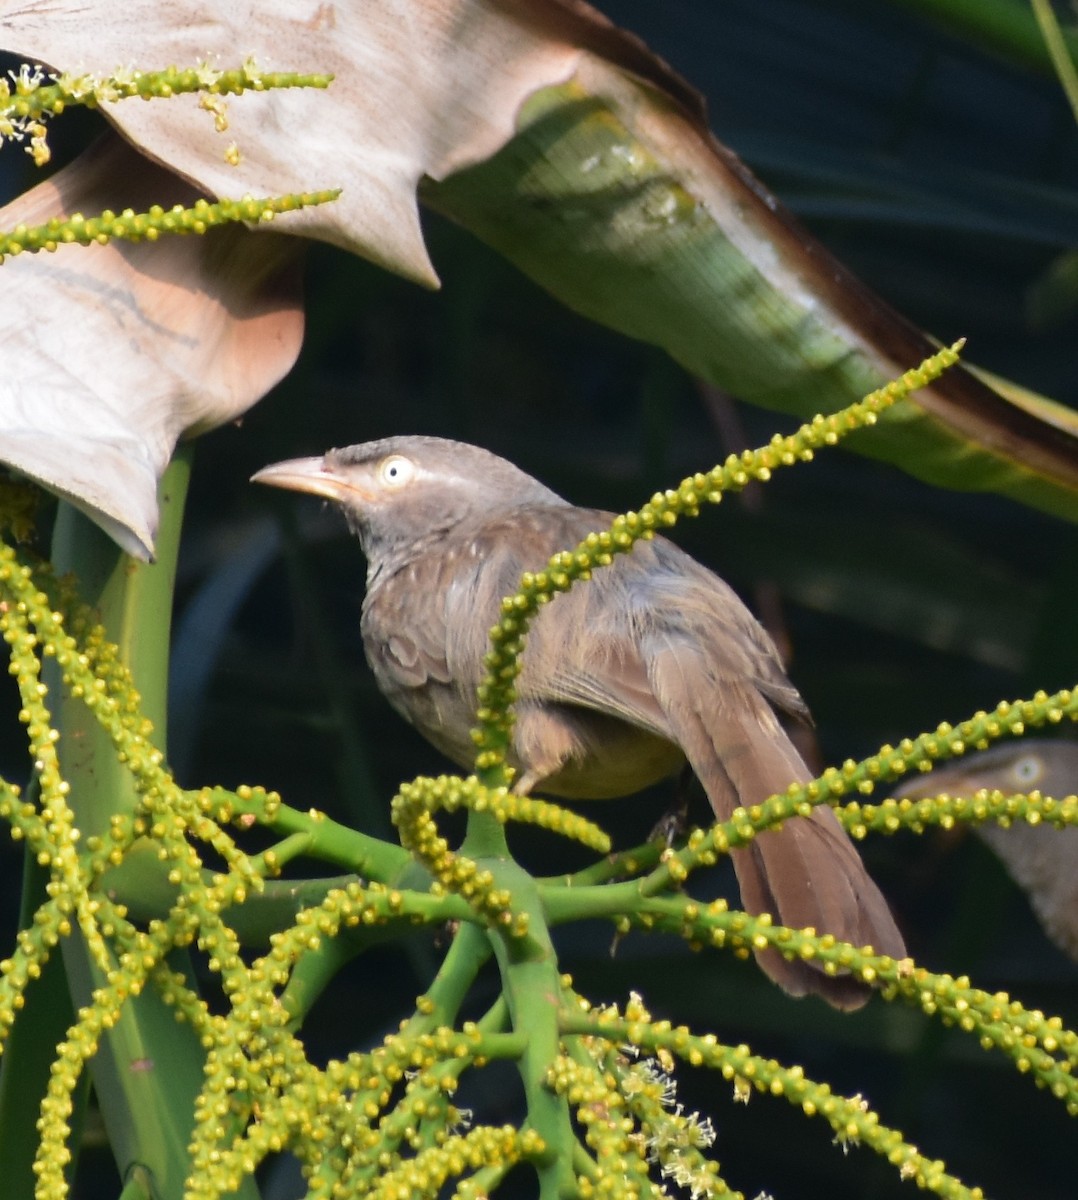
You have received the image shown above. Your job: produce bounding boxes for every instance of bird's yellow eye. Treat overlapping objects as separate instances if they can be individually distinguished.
[379,455,416,488]
[1011,754,1043,788]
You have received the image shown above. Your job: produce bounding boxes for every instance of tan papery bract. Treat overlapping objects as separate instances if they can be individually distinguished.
[0,0,674,553]
[0,134,305,556]
[0,0,625,284]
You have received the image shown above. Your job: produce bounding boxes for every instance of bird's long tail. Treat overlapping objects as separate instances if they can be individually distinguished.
[649,641,906,1009]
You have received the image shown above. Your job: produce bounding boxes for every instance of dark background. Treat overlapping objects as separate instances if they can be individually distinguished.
[2,2,1077,1197]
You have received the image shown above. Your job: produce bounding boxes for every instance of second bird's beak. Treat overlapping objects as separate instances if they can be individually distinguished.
[251,456,361,504]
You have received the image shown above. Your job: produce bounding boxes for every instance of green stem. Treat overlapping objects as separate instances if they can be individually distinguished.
[253,794,412,878]
[419,920,495,1029]
[539,840,662,888]
[459,793,578,1194]
[540,879,652,925]
[310,924,499,1197]
[1030,0,1078,122]
[99,839,472,946]
[460,806,513,860]
[483,858,576,1200]
[51,445,258,1199]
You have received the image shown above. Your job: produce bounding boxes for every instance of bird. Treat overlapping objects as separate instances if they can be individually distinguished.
[253,435,905,1007]
[894,740,1078,962]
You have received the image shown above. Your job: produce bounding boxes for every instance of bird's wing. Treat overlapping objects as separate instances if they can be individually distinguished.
[521,526,808,734]
[363,506,613,695]
[522,529,906,1007]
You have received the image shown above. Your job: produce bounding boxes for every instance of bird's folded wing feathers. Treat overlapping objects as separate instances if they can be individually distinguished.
[520,529,808,733]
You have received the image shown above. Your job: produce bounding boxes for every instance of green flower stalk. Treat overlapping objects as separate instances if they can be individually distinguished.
[0,190,339,260]
[0,60,333,166]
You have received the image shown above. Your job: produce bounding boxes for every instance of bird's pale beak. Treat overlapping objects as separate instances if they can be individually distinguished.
[251,456,368,503]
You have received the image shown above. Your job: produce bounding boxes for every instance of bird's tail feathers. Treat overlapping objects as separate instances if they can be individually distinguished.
[648,641,905,1009]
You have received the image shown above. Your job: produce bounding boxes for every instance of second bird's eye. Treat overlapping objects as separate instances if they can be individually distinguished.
[1011,755,1043,788]
[379,455,416,487]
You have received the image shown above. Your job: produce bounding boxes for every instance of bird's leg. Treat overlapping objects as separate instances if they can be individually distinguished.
[511,769,541,796]
[647,763,695,846]
[508,705,581,798]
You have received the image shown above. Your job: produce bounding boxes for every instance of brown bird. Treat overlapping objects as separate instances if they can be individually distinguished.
[253,436,905,1007]
[895,740,1078,962]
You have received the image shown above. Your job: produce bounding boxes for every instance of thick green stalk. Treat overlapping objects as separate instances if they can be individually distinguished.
[460,806,513,861]
[482,857,575,1200]
[460,805,573,1195]
[50,445,257,1199]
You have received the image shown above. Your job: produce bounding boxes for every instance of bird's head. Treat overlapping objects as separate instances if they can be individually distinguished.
[252,435,565,563]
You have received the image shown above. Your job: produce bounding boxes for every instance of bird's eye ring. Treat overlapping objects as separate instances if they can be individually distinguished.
[1011,755,1043,788]
[379,455,416,488]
